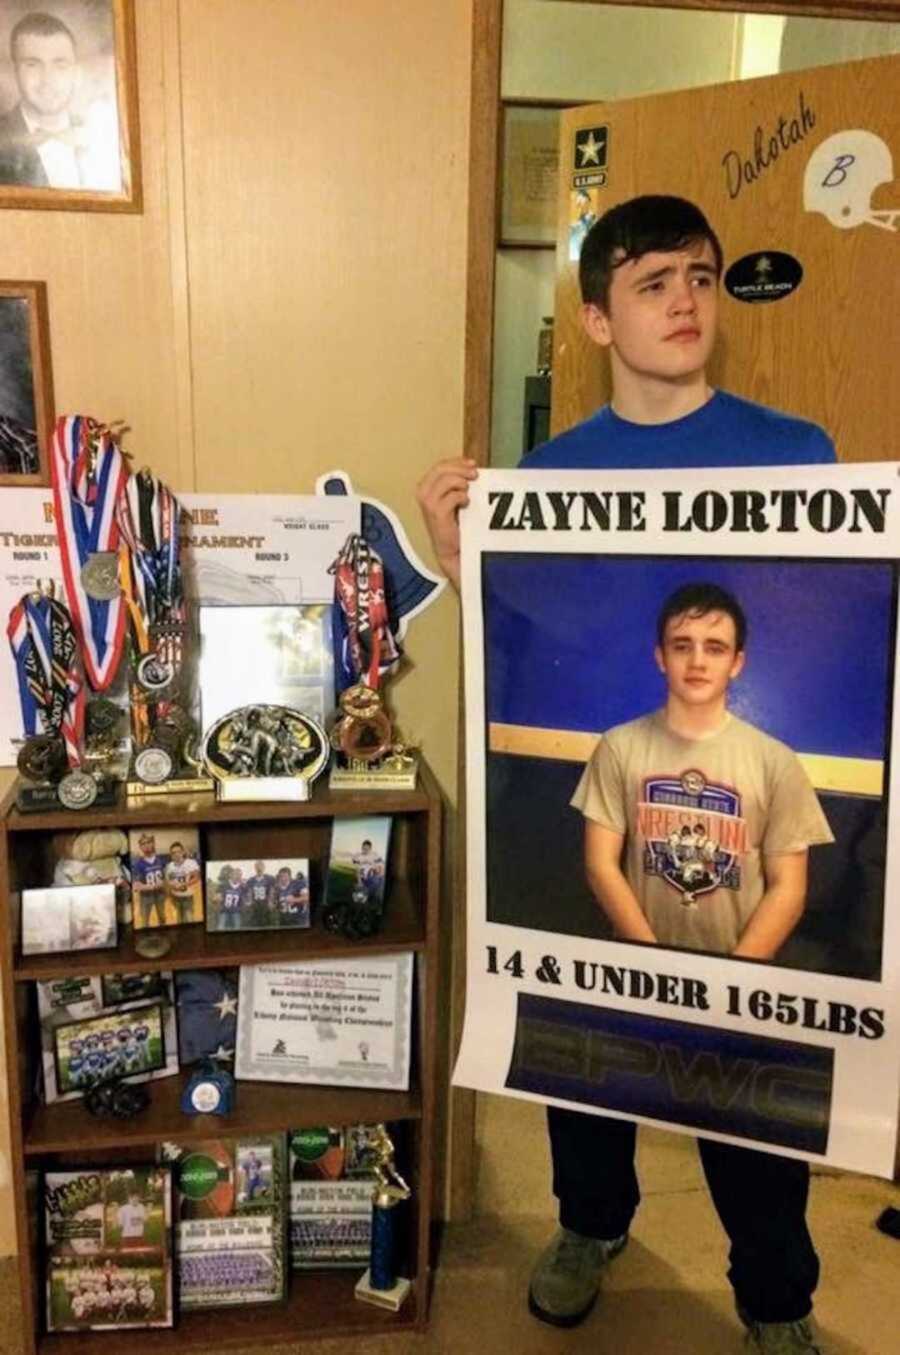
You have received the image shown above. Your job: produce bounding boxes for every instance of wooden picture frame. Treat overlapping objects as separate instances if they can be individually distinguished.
[0,0,142,212]
[0,278,53,485]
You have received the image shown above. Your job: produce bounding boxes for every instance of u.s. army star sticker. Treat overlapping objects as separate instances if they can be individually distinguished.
[580,126,607,168]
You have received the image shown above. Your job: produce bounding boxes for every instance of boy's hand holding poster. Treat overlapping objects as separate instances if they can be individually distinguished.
[453,462,900,1177]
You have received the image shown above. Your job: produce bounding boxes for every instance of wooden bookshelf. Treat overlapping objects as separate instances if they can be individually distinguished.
[0,761,442,1352]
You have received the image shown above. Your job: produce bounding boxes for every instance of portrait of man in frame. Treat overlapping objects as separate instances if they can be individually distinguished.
[0,0,141,210]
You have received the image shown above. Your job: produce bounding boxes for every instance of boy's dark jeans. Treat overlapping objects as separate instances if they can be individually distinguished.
[548,1105,819,1323]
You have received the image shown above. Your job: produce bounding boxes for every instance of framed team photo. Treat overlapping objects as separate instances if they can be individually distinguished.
[45,1166,173,1331]
[0,0,141,211]
[129,825,204,930]
[168,1135,286,1308]
[52,1000,166,1096]
[38,973,179,1103]
[21,881,117,955]
[0,279,53,484]
[205,857,310,934]
[455,462,900,1180]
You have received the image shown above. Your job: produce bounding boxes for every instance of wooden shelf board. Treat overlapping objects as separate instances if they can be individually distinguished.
[24,1072,421,1155]
[36,1272,422,1351]
[14,880,424,981]
[5,778,431,833]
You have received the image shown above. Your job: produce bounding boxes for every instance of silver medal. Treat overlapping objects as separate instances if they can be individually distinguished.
[57,769,99,810]
[80,552,121,601]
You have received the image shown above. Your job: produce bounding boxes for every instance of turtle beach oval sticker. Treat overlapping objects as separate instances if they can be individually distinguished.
[725,251,803,303]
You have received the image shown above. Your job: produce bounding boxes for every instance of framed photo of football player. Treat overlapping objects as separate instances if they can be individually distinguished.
[129,825,204,930]
[205,857,310,933]
[0,0,142,212]
[0,279,53,484]
[324,816,391,929]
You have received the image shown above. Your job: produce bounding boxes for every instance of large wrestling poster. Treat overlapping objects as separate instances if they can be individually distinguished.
[454,463,900,1177]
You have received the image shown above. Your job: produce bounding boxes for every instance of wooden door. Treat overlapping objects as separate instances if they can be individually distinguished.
[553,55,899,460]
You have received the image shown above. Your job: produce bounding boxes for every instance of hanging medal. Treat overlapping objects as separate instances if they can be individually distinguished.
[7,586,84,775]
[330,535,401,692]
[116,467,185,700]
[50,416,128,691]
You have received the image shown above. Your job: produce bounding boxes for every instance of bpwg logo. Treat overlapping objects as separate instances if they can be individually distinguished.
[513,1018,830,1131]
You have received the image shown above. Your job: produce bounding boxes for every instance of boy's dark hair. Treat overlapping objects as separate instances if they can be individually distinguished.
[579,195,723,309]
[657,582,746,652]
[11,11,76,59]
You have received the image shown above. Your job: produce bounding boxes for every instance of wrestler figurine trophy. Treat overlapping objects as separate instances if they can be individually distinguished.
[201,703,330,803]
[328,535,417,791]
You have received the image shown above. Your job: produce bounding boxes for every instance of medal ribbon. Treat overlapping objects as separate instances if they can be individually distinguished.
[116,469,183,632]
[329,535,401,690]
[50,415,128,691]
[6,594,84,766]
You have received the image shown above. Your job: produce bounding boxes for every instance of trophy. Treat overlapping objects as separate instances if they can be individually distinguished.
[328,535,418,791]
[354,1125,412,1312]
[201,703,329,802]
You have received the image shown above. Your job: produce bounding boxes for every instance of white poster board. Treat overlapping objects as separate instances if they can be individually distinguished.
[0,490,358,765]
[454,463,900,1177]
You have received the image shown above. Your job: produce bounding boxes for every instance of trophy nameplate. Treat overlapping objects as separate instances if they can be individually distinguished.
[126,775,216,799]
[216,776,311,803]
[329,745,418,792]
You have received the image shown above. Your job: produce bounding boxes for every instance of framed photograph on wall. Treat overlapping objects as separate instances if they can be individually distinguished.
[0,279,53,484]
[0,0,142,212]
[499,102,561,248]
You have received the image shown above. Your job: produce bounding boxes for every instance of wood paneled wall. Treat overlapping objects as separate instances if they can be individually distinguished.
[553,55,899,459]
[0,0,472,1257]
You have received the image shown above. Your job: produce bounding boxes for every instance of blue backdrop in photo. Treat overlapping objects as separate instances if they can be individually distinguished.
[483,556,895,759]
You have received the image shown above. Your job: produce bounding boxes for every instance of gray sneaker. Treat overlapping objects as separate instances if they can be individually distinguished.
[743,1315,825,1353]
[528,1226,627,1327]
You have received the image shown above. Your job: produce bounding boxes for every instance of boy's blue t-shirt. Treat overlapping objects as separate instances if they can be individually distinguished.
[521,390,835,470]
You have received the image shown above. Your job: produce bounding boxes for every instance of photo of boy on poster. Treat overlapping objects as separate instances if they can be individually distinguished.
[484,553,893,983]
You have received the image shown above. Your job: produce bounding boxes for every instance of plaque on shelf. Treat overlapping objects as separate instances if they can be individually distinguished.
[235,954,413,1090]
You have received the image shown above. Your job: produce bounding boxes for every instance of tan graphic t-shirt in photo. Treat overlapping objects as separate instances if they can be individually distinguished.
[571,711,834,955]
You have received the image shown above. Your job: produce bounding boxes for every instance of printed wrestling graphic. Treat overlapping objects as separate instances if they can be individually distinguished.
[638,769,746,906]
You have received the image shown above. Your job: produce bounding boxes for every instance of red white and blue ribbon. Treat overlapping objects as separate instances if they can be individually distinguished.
[116,467,183,630]
[50,415,128,691]
[330,535,401,692]
[7,593,84,766]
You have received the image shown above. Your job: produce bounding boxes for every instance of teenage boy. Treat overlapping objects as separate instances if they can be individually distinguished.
[164,840,201,925]
[574,580,833,957]
[131,833,169,930]
[416,196,835,1354]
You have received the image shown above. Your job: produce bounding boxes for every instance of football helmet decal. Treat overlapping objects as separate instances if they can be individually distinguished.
[804,130,898,232]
